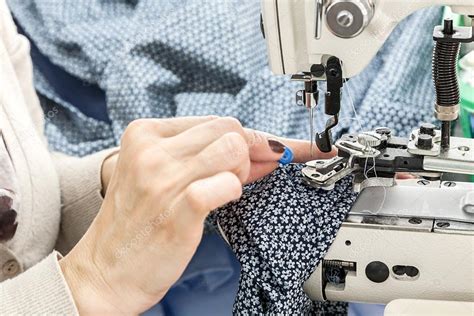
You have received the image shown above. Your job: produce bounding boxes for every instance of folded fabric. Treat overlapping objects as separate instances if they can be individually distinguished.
[212,164,358,315]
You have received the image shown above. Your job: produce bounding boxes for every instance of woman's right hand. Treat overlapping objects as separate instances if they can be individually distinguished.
[60,116,248,314]
[59,116,335,315]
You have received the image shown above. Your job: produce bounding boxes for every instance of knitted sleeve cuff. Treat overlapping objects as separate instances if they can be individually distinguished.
[53,148,119,253]
[0,251,79,315]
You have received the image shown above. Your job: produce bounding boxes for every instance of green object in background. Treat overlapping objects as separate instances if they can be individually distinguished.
[457,19,474,182]
[460,64,474,139]
[459,54,474,183]
[443,8,474,181]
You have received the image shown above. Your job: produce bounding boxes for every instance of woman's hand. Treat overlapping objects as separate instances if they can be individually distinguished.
[100,118,335,194]
[61,116,335,315]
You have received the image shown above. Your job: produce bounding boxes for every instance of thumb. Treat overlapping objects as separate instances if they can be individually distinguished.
[174,172,243,225]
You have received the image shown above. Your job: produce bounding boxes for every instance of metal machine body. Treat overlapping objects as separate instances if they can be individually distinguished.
[261,0,474,306]
[261,0,473,77]
[305,191,474,303]
[302,129,474,303]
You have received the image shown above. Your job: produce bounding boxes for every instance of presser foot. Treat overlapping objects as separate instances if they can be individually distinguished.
[302,158,396,193]
[301,125,474,193]
[302,130,385,191]
[302,156,354,190]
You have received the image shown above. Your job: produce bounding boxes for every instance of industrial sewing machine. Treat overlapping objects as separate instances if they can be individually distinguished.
[261,0,474,307]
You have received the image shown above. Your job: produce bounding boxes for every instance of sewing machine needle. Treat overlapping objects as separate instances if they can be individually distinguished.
[309,108,314,157]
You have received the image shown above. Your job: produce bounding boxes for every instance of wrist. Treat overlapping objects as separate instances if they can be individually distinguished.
[59,246,121,315]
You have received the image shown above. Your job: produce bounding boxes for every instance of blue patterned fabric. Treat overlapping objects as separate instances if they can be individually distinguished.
[213,165,357,314]
[8,1,441,157]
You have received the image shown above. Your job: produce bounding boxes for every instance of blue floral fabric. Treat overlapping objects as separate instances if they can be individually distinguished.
[213,165,357,315]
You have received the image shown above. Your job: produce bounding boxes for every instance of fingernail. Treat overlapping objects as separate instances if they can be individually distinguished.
[268,139,285,154]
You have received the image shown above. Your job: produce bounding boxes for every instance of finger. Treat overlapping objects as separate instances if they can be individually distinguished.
[174,171,243,223]
[161,117,246,158]
[244,129,285,162]
[156,116,221,137]
[245,129,338,164]
[130,116,219,139]
[280,138,338,163]
[186,132,251,184]
[246,161,279,184]
[396,173,418,180]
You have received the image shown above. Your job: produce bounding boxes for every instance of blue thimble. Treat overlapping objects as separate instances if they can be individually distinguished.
[279,147,294,165]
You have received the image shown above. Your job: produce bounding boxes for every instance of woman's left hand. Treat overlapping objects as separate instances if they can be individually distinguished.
[100,123,336,194]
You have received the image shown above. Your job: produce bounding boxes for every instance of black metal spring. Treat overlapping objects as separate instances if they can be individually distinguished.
[432,41,460,107]
[322,260,356,271]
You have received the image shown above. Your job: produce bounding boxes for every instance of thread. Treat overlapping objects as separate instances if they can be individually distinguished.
[309,107,315,157]
[344,78,387,214]
[362,156,388,215]
[343,78,363,131]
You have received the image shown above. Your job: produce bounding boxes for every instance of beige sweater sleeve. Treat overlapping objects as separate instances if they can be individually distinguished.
[52,149,117,254]
[0,252,79,315]
[2,1,118,254]
[0,2,117,313]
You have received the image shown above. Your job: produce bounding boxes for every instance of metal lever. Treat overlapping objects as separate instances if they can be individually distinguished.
[316,56,343,153]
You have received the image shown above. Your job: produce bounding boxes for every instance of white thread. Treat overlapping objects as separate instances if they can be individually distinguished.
[362,156,388,215]
[343,78,363,131]
[343,76,387,214]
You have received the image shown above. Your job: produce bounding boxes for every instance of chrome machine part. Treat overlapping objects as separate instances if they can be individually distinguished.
[293,73,320,109]
[302,132,383,190]
[336,132,382,158]
[301,124,474,192]
[352,173,395,193]
[423,137,474,175]
[434,104,460,122]
[357,132,383,152]
[302,157,354,190]
[315,0,324,39]
[350,180,474,226]
[407,125,441,157]
[462,191,474,215]
[325,0,375,38]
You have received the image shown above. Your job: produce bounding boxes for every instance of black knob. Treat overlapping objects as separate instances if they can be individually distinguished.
[420,123,436,136]
[365,261,389,283]
[311,64,326,77]
[392,265,406,276]
[417,134,433,150]
[443,18,454,35]
[405,266,420,278]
